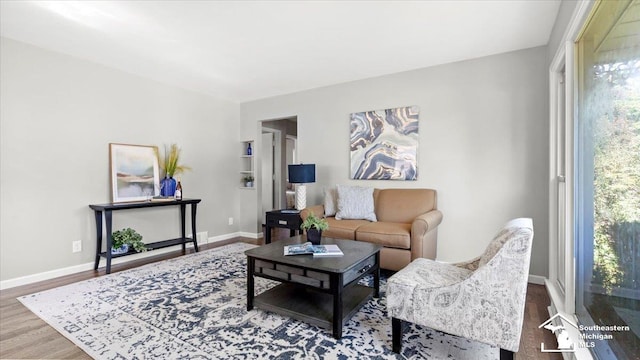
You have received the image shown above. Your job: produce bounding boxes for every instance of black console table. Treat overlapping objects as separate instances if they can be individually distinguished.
[89,198,201,274]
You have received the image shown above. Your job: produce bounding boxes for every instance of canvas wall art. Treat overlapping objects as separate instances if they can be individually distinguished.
[109,143,160,202]
[350,105,419,180]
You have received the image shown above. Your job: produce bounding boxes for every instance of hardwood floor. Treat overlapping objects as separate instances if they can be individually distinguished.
[1,230,561,359]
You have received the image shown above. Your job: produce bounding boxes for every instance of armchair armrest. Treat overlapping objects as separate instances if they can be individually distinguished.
[451,256,481,271]
[410,210,443,260]
[300,205,325,221]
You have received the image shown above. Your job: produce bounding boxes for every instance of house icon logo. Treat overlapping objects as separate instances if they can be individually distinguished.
[539,313,579,353]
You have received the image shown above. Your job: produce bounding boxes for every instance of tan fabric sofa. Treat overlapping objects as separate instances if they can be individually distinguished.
[301,188,442,271]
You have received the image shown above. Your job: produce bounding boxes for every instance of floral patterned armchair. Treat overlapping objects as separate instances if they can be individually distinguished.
[387,218,534,360]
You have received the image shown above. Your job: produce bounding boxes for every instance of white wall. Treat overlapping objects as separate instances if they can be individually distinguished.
[0,38,241,282]
[241,46,550,277]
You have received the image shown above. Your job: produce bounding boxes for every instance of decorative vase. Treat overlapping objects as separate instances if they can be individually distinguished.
[246,181,253,188]
[111,244,129,255]
[306,228,322,245]
[160,176,177,196]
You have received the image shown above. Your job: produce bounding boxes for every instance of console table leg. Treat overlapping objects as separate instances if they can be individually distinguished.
[191,204,199,252]
[94,210,103,270]
[180,204,186,252]
[105,210,113,274]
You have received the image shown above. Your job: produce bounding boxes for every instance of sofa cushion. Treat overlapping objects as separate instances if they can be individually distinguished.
[356,222,411,249]
[323,188,338,216]
[324,217,370,240]
[376,189,436,223]
[335,185,377,222]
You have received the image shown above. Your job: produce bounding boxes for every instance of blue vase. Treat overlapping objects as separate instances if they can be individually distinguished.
[160,176,177,196]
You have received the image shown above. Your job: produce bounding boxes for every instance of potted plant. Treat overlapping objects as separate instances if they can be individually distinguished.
[300,211,329,244]
[111,228,147,255]
[244,175,255,187]
[159,144,191,196]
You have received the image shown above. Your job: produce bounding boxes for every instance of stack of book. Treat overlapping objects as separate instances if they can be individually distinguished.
[284,242,344,257]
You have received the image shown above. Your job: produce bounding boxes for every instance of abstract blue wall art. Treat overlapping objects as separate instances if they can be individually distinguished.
[350,105,419,180]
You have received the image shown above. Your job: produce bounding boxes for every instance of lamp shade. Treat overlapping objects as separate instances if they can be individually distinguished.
[288,164,315,183]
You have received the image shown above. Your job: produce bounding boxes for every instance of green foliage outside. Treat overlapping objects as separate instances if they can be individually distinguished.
[592,60,640,292]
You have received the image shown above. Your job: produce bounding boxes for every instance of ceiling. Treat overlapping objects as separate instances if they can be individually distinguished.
[0,1,561,102]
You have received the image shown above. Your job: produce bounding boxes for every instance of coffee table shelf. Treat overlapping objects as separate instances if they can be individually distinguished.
[254,283,374,331]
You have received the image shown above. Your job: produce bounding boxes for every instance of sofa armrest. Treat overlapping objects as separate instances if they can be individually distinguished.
[300,205,325,221]
[410,210,443,261]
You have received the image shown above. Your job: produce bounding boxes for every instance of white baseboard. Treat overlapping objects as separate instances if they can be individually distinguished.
[0,231,259,290]
[528,274,547,285]
[0,246,179,290]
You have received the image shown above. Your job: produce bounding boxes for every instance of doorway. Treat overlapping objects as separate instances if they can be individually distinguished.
[261,118,297,224]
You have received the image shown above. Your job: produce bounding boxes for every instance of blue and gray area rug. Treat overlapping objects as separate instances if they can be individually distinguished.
[19,242,496,359]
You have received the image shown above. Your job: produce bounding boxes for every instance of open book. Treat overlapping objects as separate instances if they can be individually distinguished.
[284,242,344,257]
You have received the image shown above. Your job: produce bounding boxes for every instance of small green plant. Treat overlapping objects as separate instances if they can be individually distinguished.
[160,144,191,178]
[112,228,147,253]
[243,175,255,182]
[301,211,329,232]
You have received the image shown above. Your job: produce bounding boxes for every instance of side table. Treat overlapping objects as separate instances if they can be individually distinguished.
[264,210,302,244]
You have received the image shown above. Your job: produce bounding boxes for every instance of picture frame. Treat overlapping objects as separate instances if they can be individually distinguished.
[350,105,419,180]
[109,143,160,203]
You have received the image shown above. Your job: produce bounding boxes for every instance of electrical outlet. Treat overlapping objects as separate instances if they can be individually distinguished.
[196,231,208,244]
[72,240,82,253]
[228,217,234,225]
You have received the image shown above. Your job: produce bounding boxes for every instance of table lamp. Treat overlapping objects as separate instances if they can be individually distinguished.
[288,164,316,210]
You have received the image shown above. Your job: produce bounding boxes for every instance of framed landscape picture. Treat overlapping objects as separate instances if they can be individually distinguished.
[109,143,160,202]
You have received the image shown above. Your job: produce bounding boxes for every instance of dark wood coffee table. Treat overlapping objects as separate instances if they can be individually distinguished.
[245,236,381,339]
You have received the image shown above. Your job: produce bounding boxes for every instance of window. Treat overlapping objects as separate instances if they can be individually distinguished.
[575,0,640,358]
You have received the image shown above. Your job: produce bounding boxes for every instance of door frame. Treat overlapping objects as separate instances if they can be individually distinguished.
[261,127,283,215]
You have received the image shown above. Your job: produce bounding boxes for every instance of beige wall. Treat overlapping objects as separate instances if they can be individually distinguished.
[0,38,241,282]
[241,46,550,277]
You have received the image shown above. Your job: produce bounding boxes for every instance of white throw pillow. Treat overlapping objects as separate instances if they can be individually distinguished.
[335,185,377,222]
[324,188,338,217]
